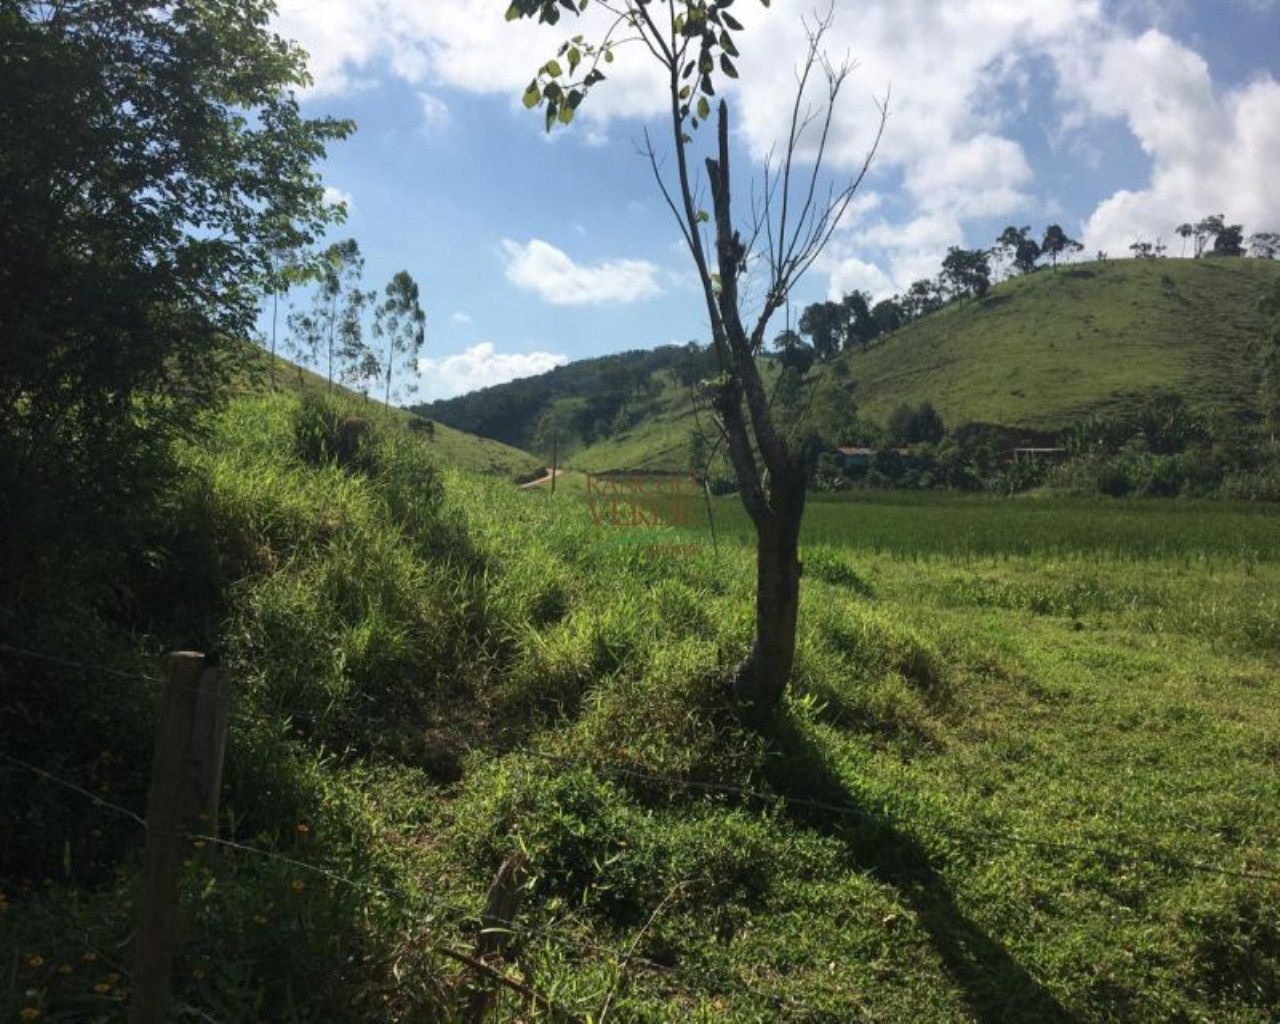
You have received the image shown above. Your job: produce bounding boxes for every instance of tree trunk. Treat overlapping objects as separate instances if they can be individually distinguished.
[733,462,806,719]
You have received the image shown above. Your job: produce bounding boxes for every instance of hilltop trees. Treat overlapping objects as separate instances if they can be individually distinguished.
[997,225,1041,276]
[0,0,350,620]
[1041,224,1083,268]
[508,0,885,718]
[289,239,374,393]
[940,246,992,300]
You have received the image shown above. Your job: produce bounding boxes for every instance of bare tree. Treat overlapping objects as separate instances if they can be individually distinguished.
[508,1,885,719]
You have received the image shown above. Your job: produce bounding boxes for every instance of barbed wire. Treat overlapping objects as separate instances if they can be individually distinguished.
[0,640,164,684]
[0,750,680,980]
[4,636,1277,864]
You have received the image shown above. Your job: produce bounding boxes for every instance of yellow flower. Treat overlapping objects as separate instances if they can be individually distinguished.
[295,823,310,836]
[26,954,45,968]
[291,879,306,894]
[57,964,72,975]
[93,983,111,994]
[81,953,98,964]
[19,1008,40,1021]
[192,840,205,850]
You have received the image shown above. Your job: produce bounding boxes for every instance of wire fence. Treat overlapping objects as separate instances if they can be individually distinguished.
[3,636,1280,1021]
[3,638,1277,882]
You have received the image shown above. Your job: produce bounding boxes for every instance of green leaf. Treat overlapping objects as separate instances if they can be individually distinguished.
[696,210,710,224]
[679,85,691,100]
[720,30,739,57]
[545,102,558,132]
[722,11,743,30]
[697,96,710,120]
[557,102,575,125]
[544,58,563,78]
[522,82,541,109]
[604,48,615,63]
[567,46,581,73]
[504,4,522,22]
[720,54,738,78]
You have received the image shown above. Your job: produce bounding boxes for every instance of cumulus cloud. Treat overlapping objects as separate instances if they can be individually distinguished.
[418,342,568,400]
[1052,28,1280,256]
[500,239,662,306]
[449,310,473,325]
[322,185,354,214]
[277,1,1278,294]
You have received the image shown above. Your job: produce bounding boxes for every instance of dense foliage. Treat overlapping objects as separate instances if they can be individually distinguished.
[0,0,350,629]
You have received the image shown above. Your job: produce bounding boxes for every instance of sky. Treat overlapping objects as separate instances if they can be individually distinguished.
[268,0,1280,402]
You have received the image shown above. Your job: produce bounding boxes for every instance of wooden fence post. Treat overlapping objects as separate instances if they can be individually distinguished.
[130,652,230,1024]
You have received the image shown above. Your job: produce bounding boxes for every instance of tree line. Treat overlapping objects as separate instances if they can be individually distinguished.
[791,215,1277,362]
[272,238,427,410]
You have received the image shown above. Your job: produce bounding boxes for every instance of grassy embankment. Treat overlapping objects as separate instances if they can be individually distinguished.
[2,389,1277,1022]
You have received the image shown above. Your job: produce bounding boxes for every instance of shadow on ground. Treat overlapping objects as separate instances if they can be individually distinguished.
[760,713,1078,1024]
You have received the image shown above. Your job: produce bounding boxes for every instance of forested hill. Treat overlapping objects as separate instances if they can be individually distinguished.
[412,344,702,455]
[417,257,1279,468]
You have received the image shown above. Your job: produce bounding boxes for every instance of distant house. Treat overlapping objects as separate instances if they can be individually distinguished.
[1010,446,1066,464]
[834,446,876,469]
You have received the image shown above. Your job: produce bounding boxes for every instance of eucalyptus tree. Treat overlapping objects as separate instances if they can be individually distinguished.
[373,270,427,410]
[507,0,886,718]
[1041,224,1083,268]
[288,239,373,392]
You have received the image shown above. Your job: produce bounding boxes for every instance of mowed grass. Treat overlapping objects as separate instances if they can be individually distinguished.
[429,485,1280,1020]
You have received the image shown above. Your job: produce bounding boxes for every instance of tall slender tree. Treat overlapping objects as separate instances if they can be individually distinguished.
[373,271,427,410]
[508,0,886,718]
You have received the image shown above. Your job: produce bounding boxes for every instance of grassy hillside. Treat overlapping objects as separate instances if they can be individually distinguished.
[3,389,1277,1021]
[847,256,1280,430]
[418,258,1280,474]
[250,347,544,479]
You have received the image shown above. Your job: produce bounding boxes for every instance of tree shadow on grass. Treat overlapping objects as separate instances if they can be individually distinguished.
[760,713,1079,1024]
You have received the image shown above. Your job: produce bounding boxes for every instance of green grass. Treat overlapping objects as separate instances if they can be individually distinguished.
[846,257,1279,430]
[3,391,1277,1022]
[251,346,544,480]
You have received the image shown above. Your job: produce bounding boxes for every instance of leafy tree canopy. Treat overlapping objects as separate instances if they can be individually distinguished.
[1,0,351,615]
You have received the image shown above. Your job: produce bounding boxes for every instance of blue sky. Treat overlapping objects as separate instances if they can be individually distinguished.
[269,0,1280,401]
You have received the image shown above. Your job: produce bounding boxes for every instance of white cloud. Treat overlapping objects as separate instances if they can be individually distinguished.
[500,238,662,306]
[417,91,450,129]
[826,257,896,303]
[276,1,1278,293]
[322,185,354,213]
[418,342,568,400]
[1053,29,1280,256]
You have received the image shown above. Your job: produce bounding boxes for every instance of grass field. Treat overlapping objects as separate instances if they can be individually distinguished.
[3,392,1276,1022]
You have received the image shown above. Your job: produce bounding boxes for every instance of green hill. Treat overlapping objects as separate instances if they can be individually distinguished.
[250,348,544,479]
[419,257,1280,473]
[846,256,1279,430]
